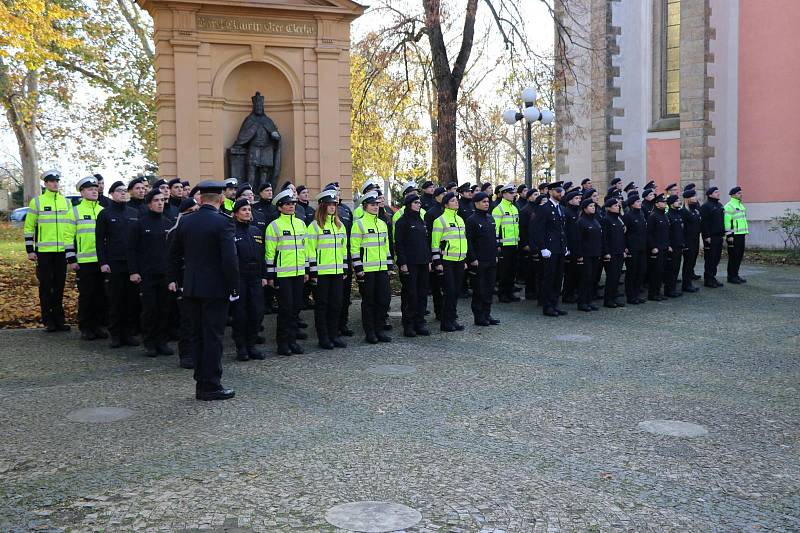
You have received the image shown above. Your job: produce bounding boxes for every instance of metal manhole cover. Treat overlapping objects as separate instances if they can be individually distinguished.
[325,501,422,532]
[773,293,800,298]
[638,420,708,437]
[553,334,593,343]
[67,407,136,423]
[366,364,417,376]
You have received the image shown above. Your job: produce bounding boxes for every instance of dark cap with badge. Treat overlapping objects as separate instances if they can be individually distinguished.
[108,180,125,194]
[580,198,594,210]
[128,176,145,190]
[729,186,742,195]
[195,180,226,195]
[233,198,250,213]
[473,191,489,203]
[403,193,420,206]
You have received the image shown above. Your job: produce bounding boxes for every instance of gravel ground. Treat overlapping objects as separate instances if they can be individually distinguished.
[1,261,798,532]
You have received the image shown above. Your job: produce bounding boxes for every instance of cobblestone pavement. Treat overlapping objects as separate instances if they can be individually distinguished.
[2,261,799,532]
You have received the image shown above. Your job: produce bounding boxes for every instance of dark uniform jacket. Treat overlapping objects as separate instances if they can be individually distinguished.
[563,204,580,255]
[295,201,315,226]
[680,204,702,245]
[95,200,139,270]
[424,204,444,235]
[127,209,172,276]
[251,209,268,236]
[420,193,437,212]
[601,211,626,256]
[647,209,670,251]
[531,199,567,254]
[394,210,431,266]
[234,220,267,278]
[622,208,647,252]
[699,198,725,239]
[168,204,239,299]
[457,197,475,222]
[641,199,655,221]
[163,203,178,222]
[575,214,602,258]
[465,209,498,264]
[667,208,685,249]
[98,194,110,208]
[518,201,537,251]
[168,196,182,211]
[338,202,354,233]
[252,199,278,224]
[128,197,147,215]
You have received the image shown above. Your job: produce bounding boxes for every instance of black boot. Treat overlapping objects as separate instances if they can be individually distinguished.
[235,346,250,361]
[247,346,265,360]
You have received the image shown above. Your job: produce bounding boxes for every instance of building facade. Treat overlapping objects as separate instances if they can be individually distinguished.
[555,0,800,247]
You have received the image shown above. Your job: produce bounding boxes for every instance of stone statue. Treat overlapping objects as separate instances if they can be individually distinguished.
[229,91,281,191]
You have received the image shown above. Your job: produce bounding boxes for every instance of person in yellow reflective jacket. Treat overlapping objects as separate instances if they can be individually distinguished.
[265,188,309,356]
[352,177,380,220]
[431,191,468,332]
[221,178,238,216]
[306,189,349,350]
[23,169,76,332]
[724,186,749,284]
[68,176,108,340]
[350,190,393,344]
[492,183,521,302]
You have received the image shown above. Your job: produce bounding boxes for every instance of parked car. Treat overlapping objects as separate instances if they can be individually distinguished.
[9,207,29,222]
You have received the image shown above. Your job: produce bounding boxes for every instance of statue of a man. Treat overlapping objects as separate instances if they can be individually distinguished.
[232,91,281,191]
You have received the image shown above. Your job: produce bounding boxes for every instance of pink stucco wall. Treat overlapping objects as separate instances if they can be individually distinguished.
[646,138,680,191]
[739,0,800,203]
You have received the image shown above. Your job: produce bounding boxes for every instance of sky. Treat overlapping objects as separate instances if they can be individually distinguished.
[0,0,555,194]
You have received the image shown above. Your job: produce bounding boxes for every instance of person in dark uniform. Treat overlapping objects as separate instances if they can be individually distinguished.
[252,182,277,314]
[94,174,110,208]
[646,194,670,301]
[168,178,184,212]
[680,188,702,293]
[575,198,602,312]
[514,184,528,211]
[517,189,538,300]
[622,195,647,304]
[167,197,199,369]
[152,178,178,222]
[465,191,499,326]
[96,180,141,347]
[293,185,314,225]
[561,190,581,304]
[230,199,267,361]
[424,186,446,321]
[601,198,626,308]
[664,194,685,298]
[700,186,725,288]
[457,182,474,221]
[168,181,239,401]
[127,188,174,357]
[531,182,568,317]
[641,188,656,220]
[127,176,147,214]
[394,193,431,337]
[420,180,437,211]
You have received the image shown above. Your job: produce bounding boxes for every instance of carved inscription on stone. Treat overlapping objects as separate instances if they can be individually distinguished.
[197,15,316,36]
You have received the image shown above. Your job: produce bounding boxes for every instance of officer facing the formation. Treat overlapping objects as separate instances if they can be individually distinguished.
[531,182,568,317]
[127,188,174,357]
[492,184,520,302]
[167,197,199,369]
[600,197,626,308]
[305,189,348,349]
[68,176,107,340]
[700,186,725,287]
[664,195,685,298]
[265,188,308,356]
[168,180,239,401]
[393,193,431,337]
[230,199,267,361]
[24,170,76,332]
[351,190,393,343]
[646,194,670,301]
[575,198,602,312]
[680,188,702,292]
[465,191,500,326]
[431,192,468,331]
[622,195,647,304]
[724,186,748,284]
[96,180,141,346]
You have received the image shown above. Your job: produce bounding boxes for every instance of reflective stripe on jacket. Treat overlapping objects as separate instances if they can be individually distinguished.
[306,216,348,276]
[265,213,307,278]
[24,191,76,256]
[491,198,520,246]
[350,212,391,273]
[70,200,103,263]
[723,198,749,235]
[431,208,467,263]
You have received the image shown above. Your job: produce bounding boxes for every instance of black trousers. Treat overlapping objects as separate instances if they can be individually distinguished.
[540,254,565,312]
[358,270,391,336]
[578,257,599,306]
[562,256,578,302]
[107,268,139,339]
[441,261,465,327]
[682,242,699,288]
[625,251,646,301]
[648,250,667,298]
[76,262,104,331]
[177,293,193,361]
[727,234,746,278]
[263,284,276,311]
[36,251,67,327]
[497,246,517,298]
[140,274,170,347]
[338,270,352,333]
[315,274,343,342]
[704,236,723,281]
[524,253,538,299]
[275,275,304,345]
[399,264,429,328]
[603,255,624,304]
[186,297,228,392]
[471,263,496,323]
[429,270,443,320]
[232,274,264,348]
[664,248,683,294]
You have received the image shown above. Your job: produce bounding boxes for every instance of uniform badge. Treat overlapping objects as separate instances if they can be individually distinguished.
[323,229,331,235]
[450,223,456,227]
[368,229,375,233]
[44,206,52,211]
[84,215,91,220]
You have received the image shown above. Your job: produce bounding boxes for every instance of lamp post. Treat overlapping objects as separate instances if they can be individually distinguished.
[502,88,554,188]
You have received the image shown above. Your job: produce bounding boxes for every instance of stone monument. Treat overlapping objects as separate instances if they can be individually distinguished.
[228,91,282,191]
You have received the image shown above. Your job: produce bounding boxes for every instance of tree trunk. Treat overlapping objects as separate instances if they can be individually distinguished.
[435,88,458,184]
[0,67,40,204]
